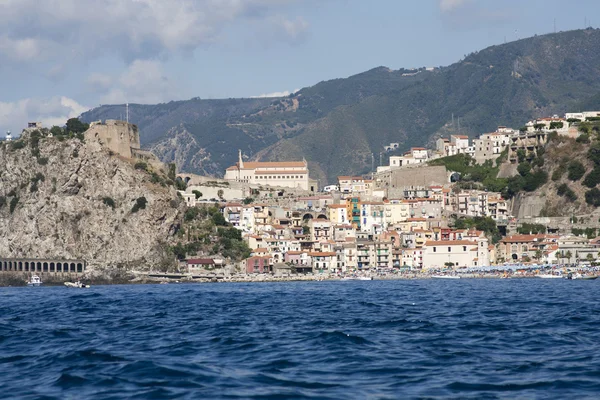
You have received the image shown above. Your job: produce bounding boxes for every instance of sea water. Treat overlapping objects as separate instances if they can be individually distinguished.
[1,279,600,399]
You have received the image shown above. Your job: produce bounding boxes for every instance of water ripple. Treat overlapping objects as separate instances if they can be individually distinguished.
[2,280,600,398]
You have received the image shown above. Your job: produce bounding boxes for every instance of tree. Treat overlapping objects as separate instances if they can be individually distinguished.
[50,126,64,136]
[583,167,600,188]
[192,190,203,199]
[567,161,585,181]
[565,251,573,264]
[585,188,600,206]
[242,197,253,205]
[217,189,224,199]
[517,162,531,177]
[65,118,89,134]
[516,149,526,163]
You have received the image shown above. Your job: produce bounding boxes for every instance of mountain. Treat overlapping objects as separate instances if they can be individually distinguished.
[81,29,600,184]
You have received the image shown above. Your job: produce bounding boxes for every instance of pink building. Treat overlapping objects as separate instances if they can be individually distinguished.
[245,256,273,273]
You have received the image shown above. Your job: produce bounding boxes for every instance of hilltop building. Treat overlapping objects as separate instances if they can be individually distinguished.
[85,119,162,167]
[224,150,317,191]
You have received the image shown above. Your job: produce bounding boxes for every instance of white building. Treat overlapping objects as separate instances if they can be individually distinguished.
[224,150,315,191]
[422,238,489,269]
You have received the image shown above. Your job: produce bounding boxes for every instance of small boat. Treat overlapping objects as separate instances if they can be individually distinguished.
[432,275,461,279]
[537,274,563,279]
[64,281,90,288]
[27,275,42,287]
[341,276,373,281]
[566,273,598,280]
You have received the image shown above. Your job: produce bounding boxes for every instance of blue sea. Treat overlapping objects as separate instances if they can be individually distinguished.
[2,280,600,399]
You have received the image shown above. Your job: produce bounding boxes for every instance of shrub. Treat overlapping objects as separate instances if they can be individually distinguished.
[583,167,600,188]
[576,134,591,144]
[585,188,600,207]
[134,162,148,171]
[588,143,600,166]
[10,141,26,151]
[557,183,577,201]
[37,157,48,165]
[243,197,254,205]
[211,212,227,226]
[552,165,566,181]
[131,196,147,213]
[184,207,200,222]
[102,197,116,209]
[517,162,531,177]
[192,190,203,199]
[0,196,5,208]
[9,196,19,214]
[567,161,586,181]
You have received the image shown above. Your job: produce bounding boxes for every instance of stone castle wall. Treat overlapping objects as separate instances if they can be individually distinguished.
[85,120,140,159]
[374,165,449,198]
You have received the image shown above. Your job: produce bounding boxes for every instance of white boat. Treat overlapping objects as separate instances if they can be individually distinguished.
[27,275,42,287]
[341,276,373,281]
[64,281,90,288]
[537,274,563,279]
[432,275,461,279]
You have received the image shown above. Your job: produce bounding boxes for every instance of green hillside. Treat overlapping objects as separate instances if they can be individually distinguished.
[81,29,600,183]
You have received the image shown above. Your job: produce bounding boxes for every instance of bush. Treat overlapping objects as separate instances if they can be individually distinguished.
[211,212,227,226]
[37,157,48,165]
[192,190,202,199]
[243,197,254,205]
[517,162,531,177]
[583,167,600,188]
[567,161,586,181]
[576,134,591,144]
[517,223,547,234]
[9,196,19,214]
[131,196,147,213]
[10,141,26,151]
[552,165,566,181]
[184,207,200,222]
[134,162,148,171]
[585,188,600,207]
[557,183,577,201]
[102,197,116,209]
[588,143,600,166]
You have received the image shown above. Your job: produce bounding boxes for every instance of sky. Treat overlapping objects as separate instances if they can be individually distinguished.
[1,0,599,135]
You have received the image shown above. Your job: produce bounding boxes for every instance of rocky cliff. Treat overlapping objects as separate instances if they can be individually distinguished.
[0,134,184,274]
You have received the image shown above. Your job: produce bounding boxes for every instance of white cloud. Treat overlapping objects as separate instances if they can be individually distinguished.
[0,0,309,65]
[272,16,309,42]
[252,88,300,98]
[99,60,177,104]
[0,96,89,134]
[439,0,472,12]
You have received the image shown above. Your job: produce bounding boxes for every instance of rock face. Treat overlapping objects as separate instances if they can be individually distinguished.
[0,136,183,272]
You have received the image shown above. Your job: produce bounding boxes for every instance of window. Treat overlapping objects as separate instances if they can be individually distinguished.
[463,246,467,251]
[433,247,436,253]
[448,247,451,252]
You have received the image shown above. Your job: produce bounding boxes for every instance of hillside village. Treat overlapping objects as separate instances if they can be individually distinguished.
[3,110,600,278]
[176,110,600,275]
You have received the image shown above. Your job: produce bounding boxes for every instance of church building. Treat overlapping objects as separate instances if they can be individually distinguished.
[224,150,316,191]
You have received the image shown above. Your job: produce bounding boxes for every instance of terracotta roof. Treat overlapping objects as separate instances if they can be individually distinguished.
[452,135,469,139]
[241,161,305,169]
[253,248,269,253]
